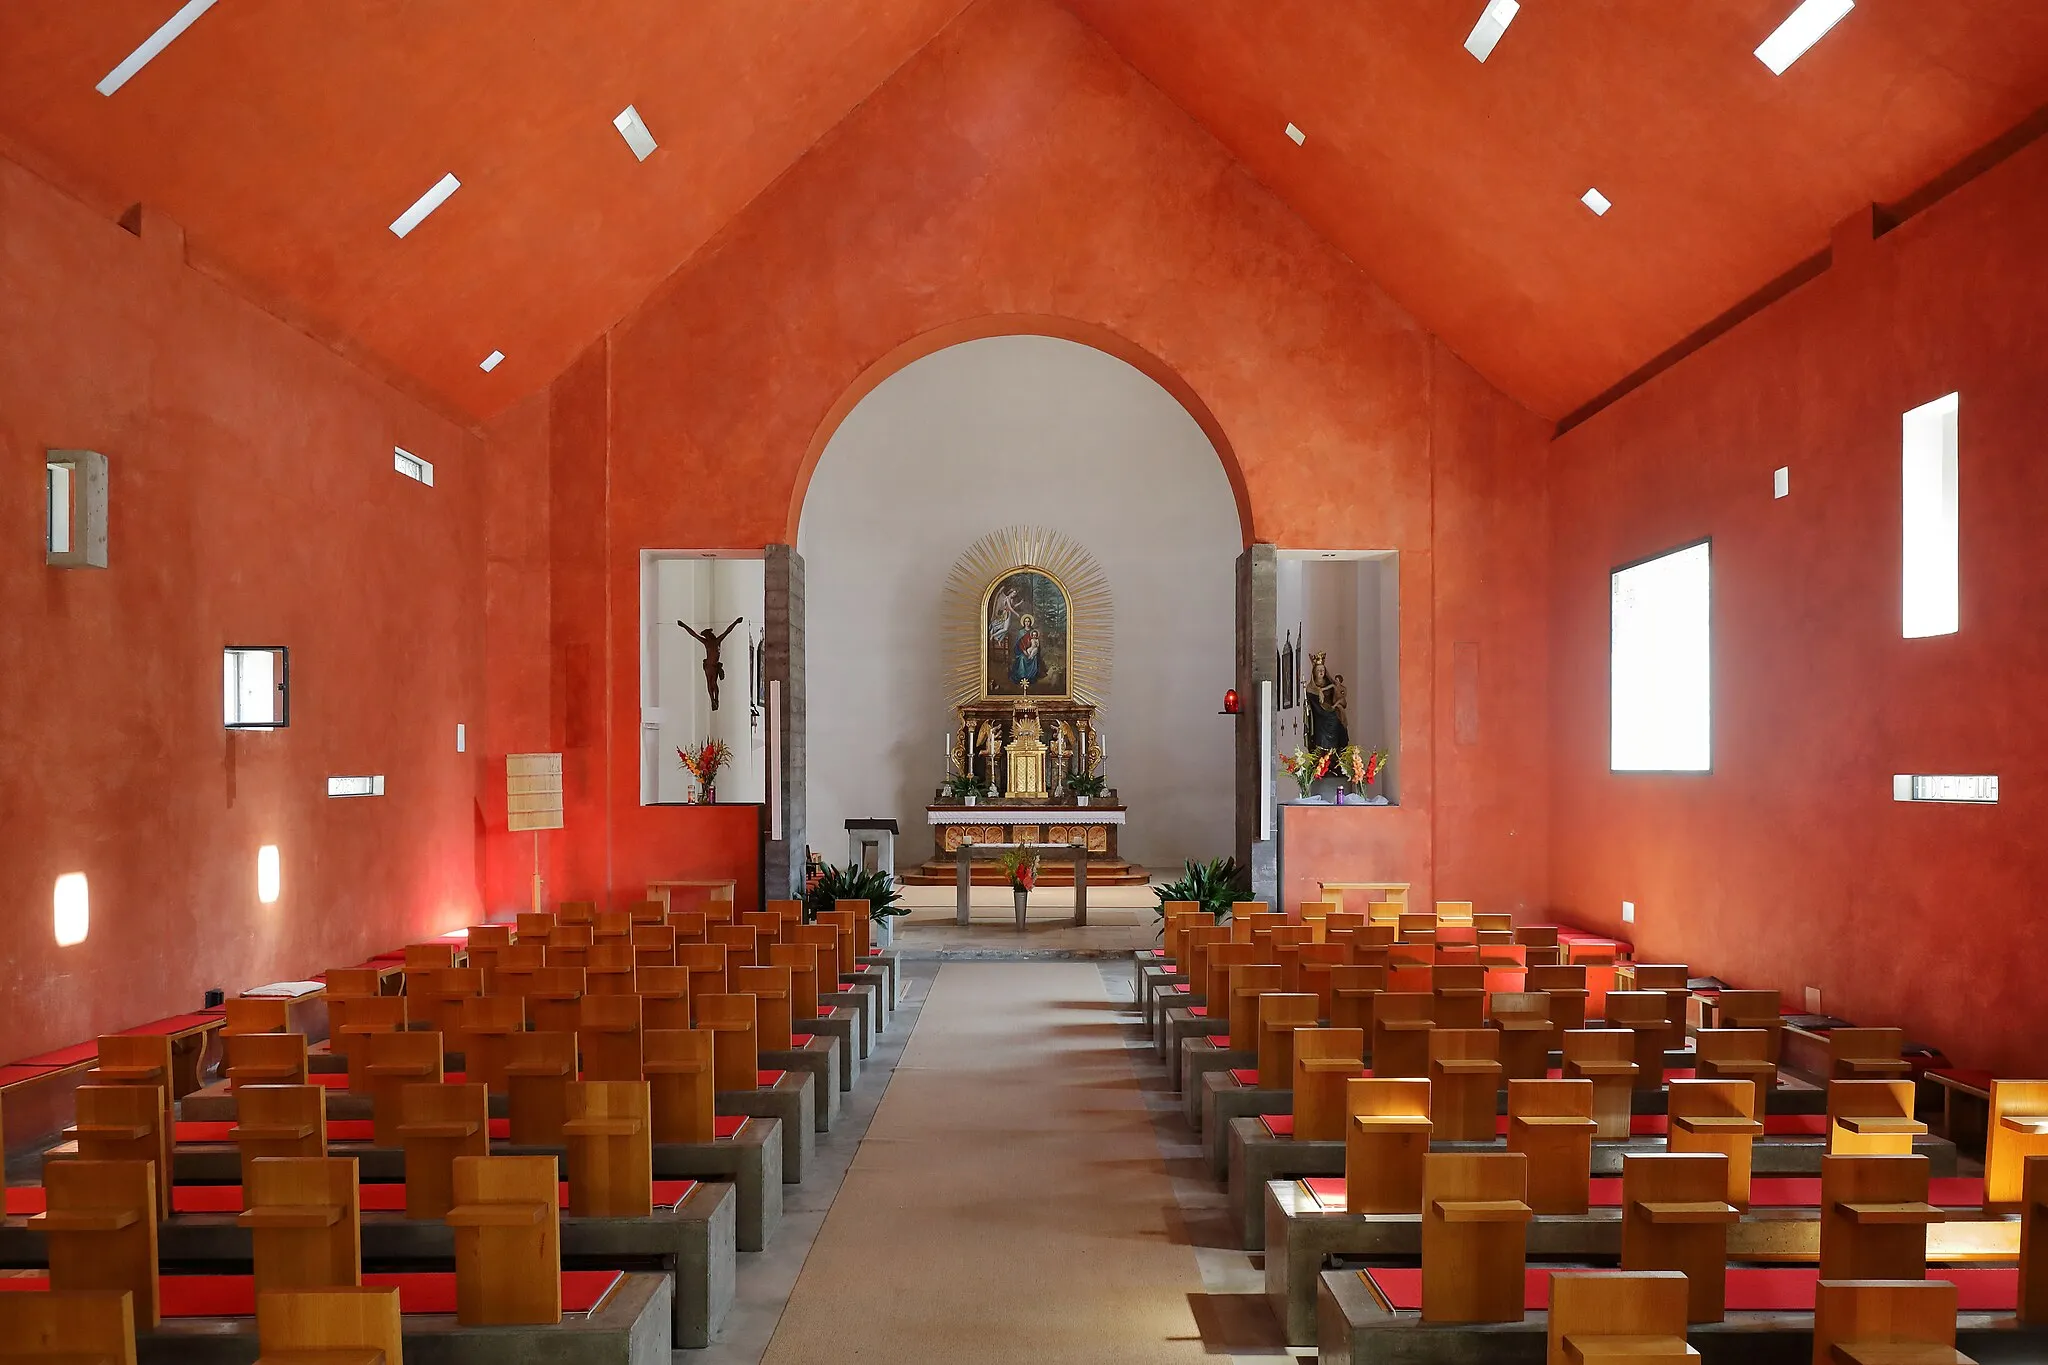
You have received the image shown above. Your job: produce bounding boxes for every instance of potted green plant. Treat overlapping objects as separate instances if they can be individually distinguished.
[1064,770,1107,807]
[1151,856,1253,922]
[802,860,909,945]
[998,846,1040,922]
[943,773,985,806]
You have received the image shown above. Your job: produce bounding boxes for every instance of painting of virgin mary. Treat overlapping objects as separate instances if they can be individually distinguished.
[984,568,1069,697]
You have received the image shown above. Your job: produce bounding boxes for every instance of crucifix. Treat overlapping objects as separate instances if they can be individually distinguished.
[679,618,744,710]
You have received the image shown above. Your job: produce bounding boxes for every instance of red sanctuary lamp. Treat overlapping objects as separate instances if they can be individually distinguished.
[1220,688,1241,715]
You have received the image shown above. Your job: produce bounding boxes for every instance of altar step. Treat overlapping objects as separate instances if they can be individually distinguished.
[897,858,1152,887]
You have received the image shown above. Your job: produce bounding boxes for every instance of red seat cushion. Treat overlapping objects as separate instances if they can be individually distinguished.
[1229,1069,1261,1086]
[0,1271,625,1317]
[172,1118,514,1145]
[120,1011,226,1037]
[756,1070,785,1087]
[1261,1114,1295,1138]
[1361,1267,2016,1314]
[12,1043,99,1068]
[0,1064,62,1089]
[1299,1175,1986,1215]
[1185,1005,1209,1018]
[790,1034,815,1046]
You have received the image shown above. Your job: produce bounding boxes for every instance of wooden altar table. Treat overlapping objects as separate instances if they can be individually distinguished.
[953,843,1088,929]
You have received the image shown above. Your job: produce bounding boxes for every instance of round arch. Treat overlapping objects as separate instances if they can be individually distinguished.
[786,314,1254,546]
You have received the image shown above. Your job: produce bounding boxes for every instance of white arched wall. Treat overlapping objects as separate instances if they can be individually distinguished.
[797,334,1239,871]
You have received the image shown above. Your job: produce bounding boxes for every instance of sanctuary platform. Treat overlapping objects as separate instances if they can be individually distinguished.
[900,802,1150,885]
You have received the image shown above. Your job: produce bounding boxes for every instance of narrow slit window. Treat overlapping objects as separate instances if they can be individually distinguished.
[1902,392,1959,638]
[1610,540,1712,773]
[224,646,290,729]
[394,447,434,486]
[327,775,385,798]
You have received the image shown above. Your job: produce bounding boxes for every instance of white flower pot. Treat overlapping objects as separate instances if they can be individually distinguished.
[964,794,977,806]
[1076,795,1090,807]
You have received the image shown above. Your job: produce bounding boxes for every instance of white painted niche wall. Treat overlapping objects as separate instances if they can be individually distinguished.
[640,554,767,805]
[797,335,1239,870]
[1275,552,1401,801]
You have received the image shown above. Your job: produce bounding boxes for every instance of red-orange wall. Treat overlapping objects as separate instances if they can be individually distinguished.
[1548,136,2048,1075]
[513,0,1553,913]
[0,154,487,1063]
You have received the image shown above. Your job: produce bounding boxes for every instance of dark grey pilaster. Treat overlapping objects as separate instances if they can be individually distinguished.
[764,545,807,898]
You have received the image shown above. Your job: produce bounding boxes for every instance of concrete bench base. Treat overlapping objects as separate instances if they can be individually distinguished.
[717,1072,815,1184]
[1159,1009,1227,1087]
[1181,1042,1253,1130]
[1314,1267,2044,1365]
[761,1037,839,1132]
[129,1270,671,1365]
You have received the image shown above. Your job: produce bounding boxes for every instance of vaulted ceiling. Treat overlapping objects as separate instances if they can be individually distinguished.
[2,0,2044,427]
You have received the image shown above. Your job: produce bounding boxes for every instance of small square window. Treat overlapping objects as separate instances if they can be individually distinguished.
[394,447,434,486]
[45,449,108,568]
[224,646,290,729]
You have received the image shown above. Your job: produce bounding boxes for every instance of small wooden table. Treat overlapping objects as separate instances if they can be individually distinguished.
[648,879,738,911]
[1318,881,1410,913]
[954,843,1088,929]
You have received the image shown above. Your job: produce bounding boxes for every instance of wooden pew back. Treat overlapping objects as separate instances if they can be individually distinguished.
[30,1160,159,1327]
[66,1084,171,1221]
[644,1029,716,1145]
[696,993,760,1093]
[1203,943,1259,1024]
[565,1080,653,1218]
[1420,1152,1532,1323]
[447,1156,562,1326]
[1256,994,1320,1090]
[239,1155,361,1290]
[1620,1152,1738,1322]
[1328,964,1385,1037]
[733,965,795,1051]
[1292,1028,1366,1142]
[253,1287,400,1365]
[363,1030,442,1149]
[1667,1078,1765,1209]
[0,1288,137,1365]
[1830,1026,1911,1081]
[524,966,586,1036]
[458,994,526,1094]
[635,965,692,1031]
[1371,992,1437,1079]
[231,1084,327,1191]
[1490,991,1555,1081]
[1431,964,1487,1030]
[1811,1280,1959,1365]
[1562,1029,1640,1140]
[1427,1028,1503,1142]
[1547,1272,1693,1365]
[1820,1153,1940,1281]
[226,1031,309,1090]
[1343,1077,1432,1213]
[223,998,289,1036]
[1828,1079,1926,1157]
[504,1032,576,1147]
[576,993,644,1083]
[1227,965,1283,1053]
[767,944,820,1022]
[1989,1080,2048,1210]
[1507,1078,1597,1215]
[399,1083,489,1219]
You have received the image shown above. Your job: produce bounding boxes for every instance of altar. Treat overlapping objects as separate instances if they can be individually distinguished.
[897,525,1152,888]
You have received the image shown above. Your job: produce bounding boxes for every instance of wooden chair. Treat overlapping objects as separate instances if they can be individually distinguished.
[1371,993,1436,1079]
[645,1029,716,1144]
[1819,1153,1942,1280]
[1712,989,1783,1061]
[66,1085,172,1221]
[1987,1080,2048,1211]
[1620,1152,1738,1322]
[740,911,783,952]
[1431,964,1487,1030]
[252,1287,401,1365]
[576,993,643,1083]
[1364,900,1402,927]
[637,965,692,1030]
[556,901,595,926]
[362,1030,442,1148]
[1185,925,1231,1001]
[1388,940,1436,969]
[1811,1279,1972,1365]
[1256,994,1320,1090]
[224,997,290,1036]
[697,993,760,1093]
[321,968,384,1047]
[1563,1030,1640,1141]
[678,942,731,1003]
[1295,943,1351,1021]
[1227,965,1284,1053]
[1602,991,1677,1087]
[627,898,668,925]
[792,925,840,996]
[1328,964,1385,1038]
[1204,943,1260,1030]
[565,1080,653,1218]
[584,943,638,996]
[832,900,873,961]
[1667,1079,1765,1210]
[399,1082,488,1219]
[525,966,586,1036]
[733,965,796,1051]
[668,909,709,945]
[1507,1079,1597,1215]
[89,1037,173,1160]
[29,1160,159,1327]
[1429,1029,1504,1142]
[1694,1028,1778,1112]
[2020,1153,2047,1324]
[1515,924,1562,967]
[1546,1271,1696,1365]
[594,908,631,942]
[227,1032,309,1090]
[543,923,592,972]
[818,909,862,980]
[768,943,821,1022]
[446,1156,561,1325]
[231,1084,327,1191]
[1298,899,1336,941]
[238,1156,361,1290]
[458,995,525,1094]
[504,1032,577,1146]
[709,924,760,971]
[1398,911,1437,943]
[1830,1027,1911,1081]
[486,943,546,996]
[1491,992,1556,1081]
[1474,912,1512,935]
[1527,964,1589,1030]
[1292,1029,1366,1142]
[402,942,458,993]
[515,910,555,944]
[1343,1078,1432,1213]
[335,996,406,1095]
[1829,1080,1927,1157]
[0,1288,138,1365]
[631,923,678,968]
[1420,1152,1532,1323]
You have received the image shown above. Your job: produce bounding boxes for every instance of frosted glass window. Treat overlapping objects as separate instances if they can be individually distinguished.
[54,873,89,946]
[224,646,290,729]
[1902,392,1959,638]
[1610,541,1712,773]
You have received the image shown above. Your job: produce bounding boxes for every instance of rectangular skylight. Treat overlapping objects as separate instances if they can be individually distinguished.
[1581,188,1612,216]
[480,350,505,373]
[1901,391,1960,638]
[389,173,461,238]
[1284,123,1306,146]
[1463,0,1520,62]
[614,105,658,161]
[1755,0,1855,75]
[394,447,434,486]
[97,0,220,96]
[1610,540,1712,773]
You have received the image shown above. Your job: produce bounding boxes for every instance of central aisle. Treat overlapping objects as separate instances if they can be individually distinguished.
[761,961,1211,1363]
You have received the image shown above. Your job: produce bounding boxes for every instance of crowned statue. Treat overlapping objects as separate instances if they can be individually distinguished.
[1303,650,1350,751]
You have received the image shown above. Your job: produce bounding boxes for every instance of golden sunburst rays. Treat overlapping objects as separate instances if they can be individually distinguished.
[941,525,1113,708]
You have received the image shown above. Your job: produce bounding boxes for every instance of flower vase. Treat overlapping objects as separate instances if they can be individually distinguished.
[1012,887,1029,924]
[1076,794,1090,807]
[700,783,716,805]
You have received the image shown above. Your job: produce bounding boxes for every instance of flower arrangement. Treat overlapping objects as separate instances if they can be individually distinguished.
[1337,745,1390,789]
[677,739,733,803]
[998,846,1040,892]
[1280,746,1335,799]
